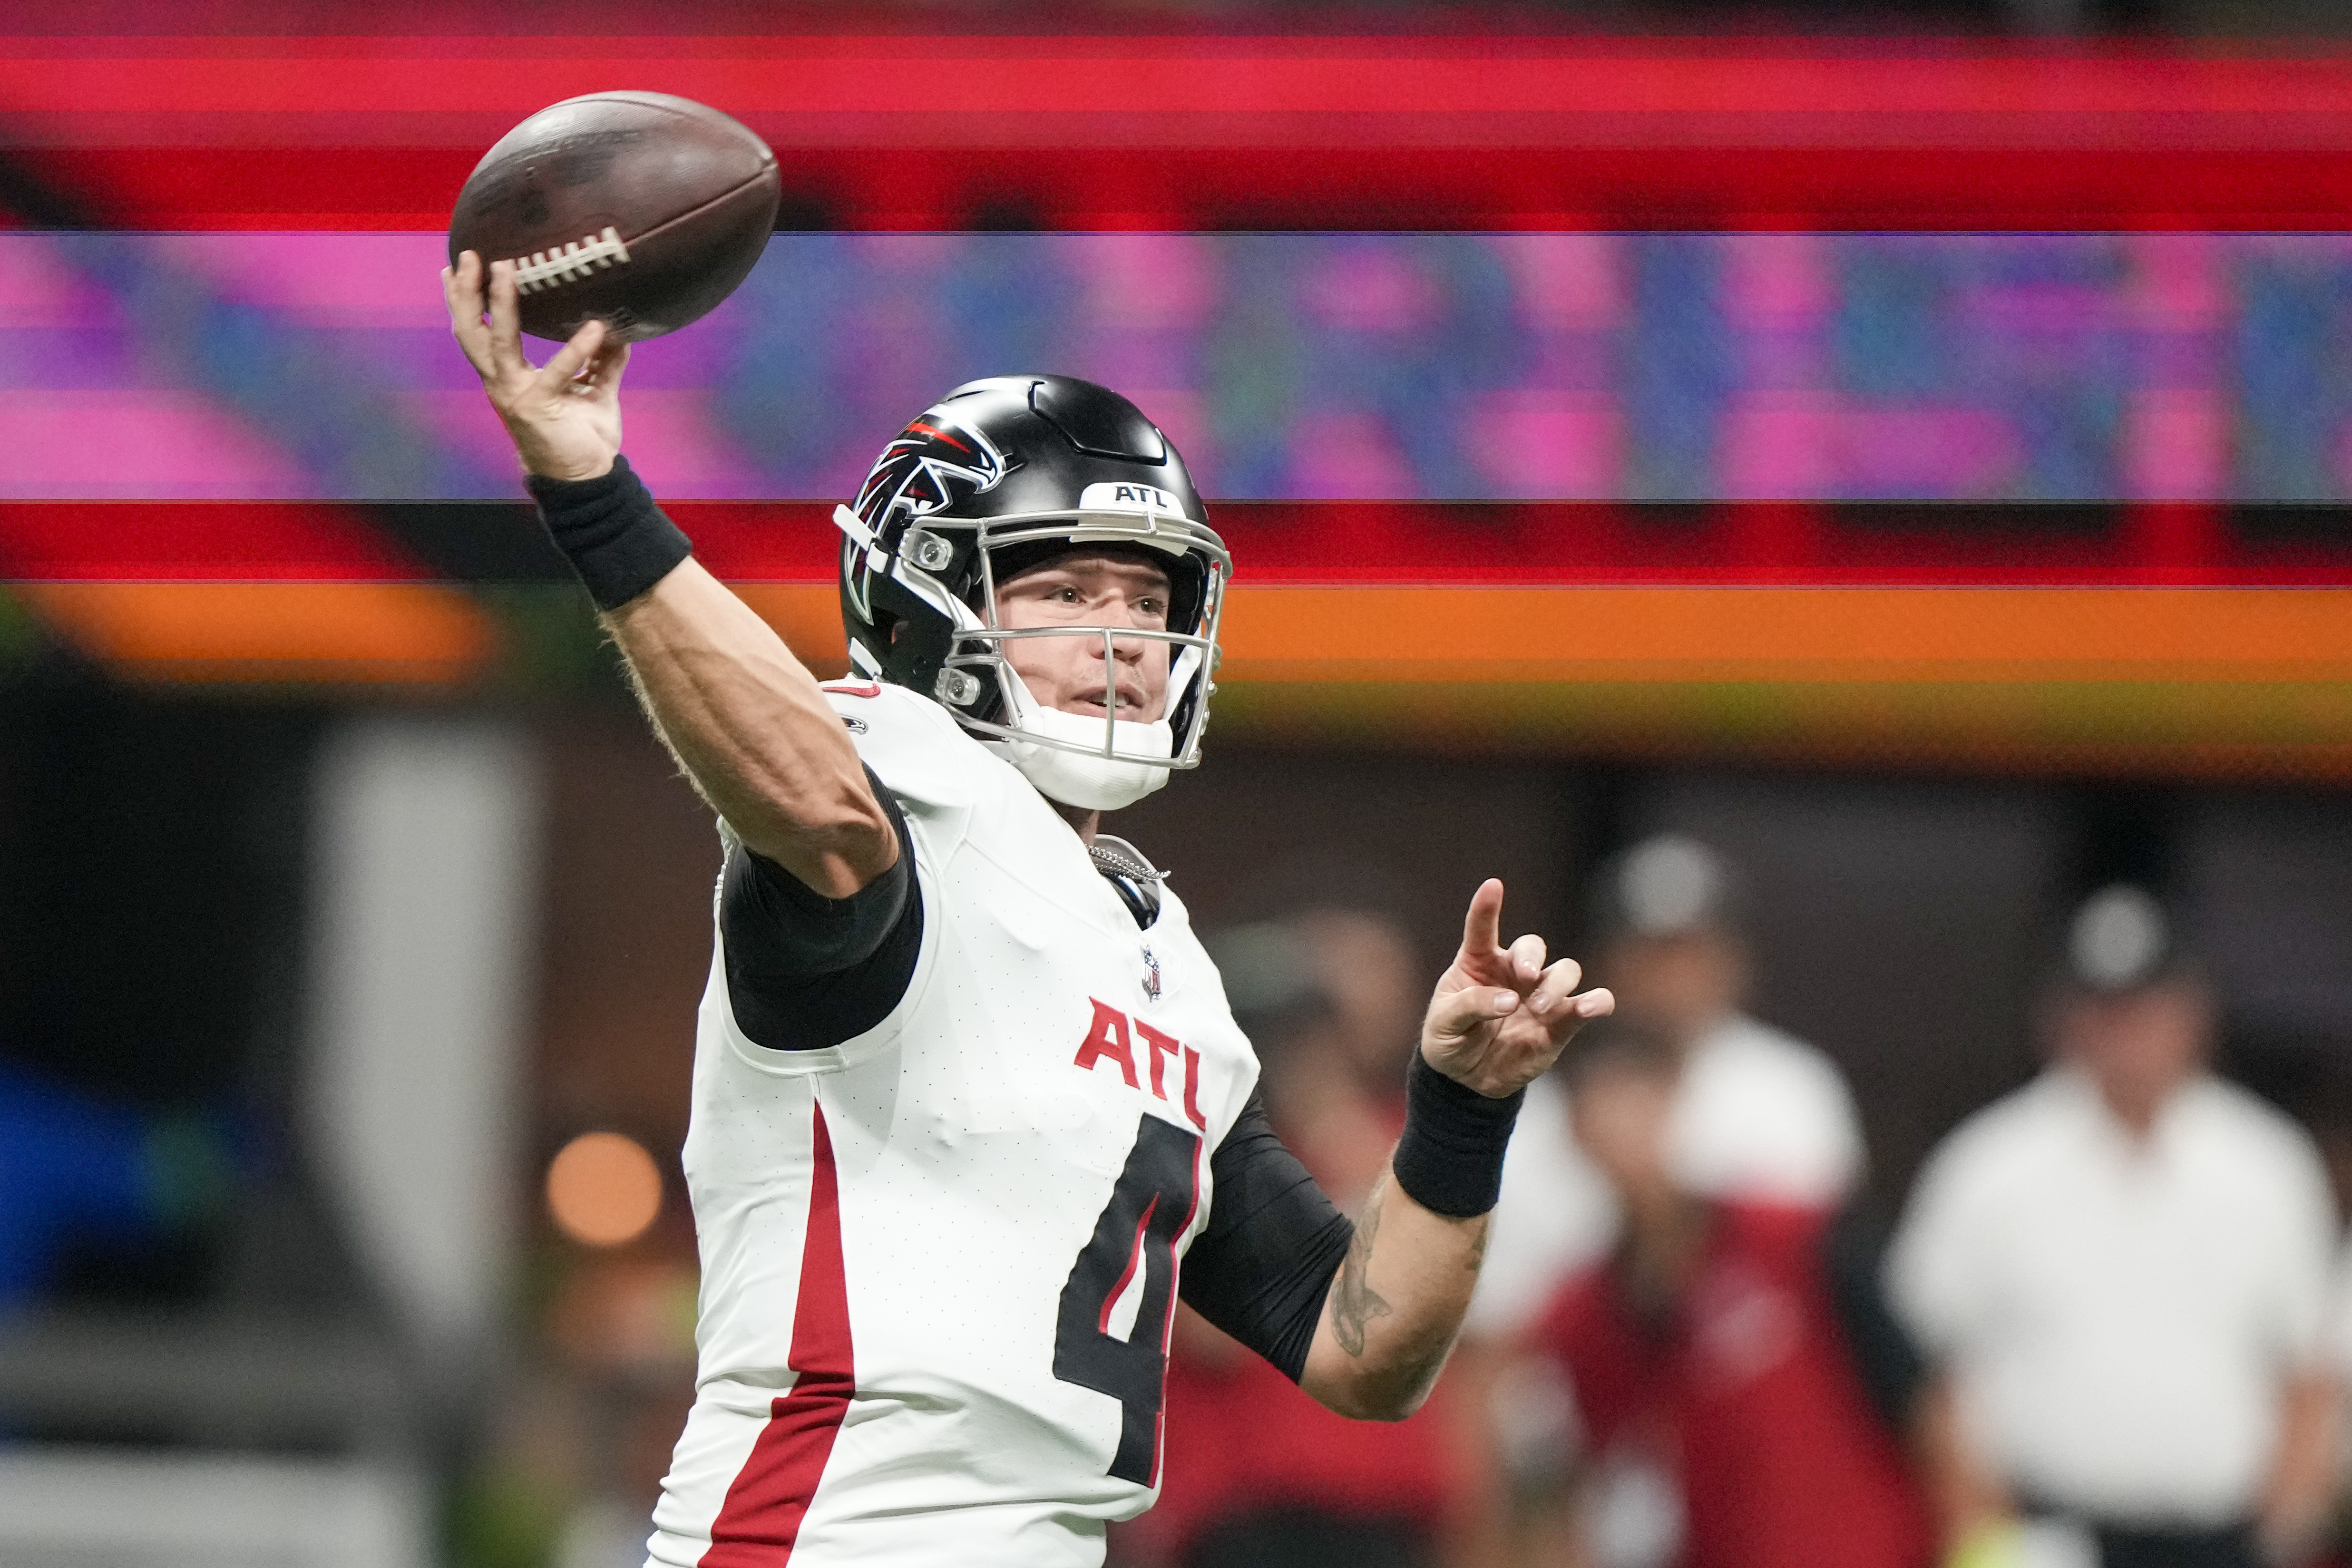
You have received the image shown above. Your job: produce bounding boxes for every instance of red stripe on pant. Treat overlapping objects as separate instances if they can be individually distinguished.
[701,1103,855,1566]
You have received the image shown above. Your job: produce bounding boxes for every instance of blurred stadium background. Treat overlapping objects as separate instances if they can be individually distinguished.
[7,3,2352,1566]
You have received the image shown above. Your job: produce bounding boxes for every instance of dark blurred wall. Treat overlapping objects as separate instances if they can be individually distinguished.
[533,706,723,1165]
[2186,792,2352,1048]
[0,682,317,1109]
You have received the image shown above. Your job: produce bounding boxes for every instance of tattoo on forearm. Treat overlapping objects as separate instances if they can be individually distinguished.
[1466,1216,1489,1272]
[1332,1182,1395,1358]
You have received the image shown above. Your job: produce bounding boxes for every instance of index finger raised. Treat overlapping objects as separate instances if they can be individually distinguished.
[1458,877,1506,965]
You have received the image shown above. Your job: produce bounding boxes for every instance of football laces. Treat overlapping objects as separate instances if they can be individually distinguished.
[510,226,634,294]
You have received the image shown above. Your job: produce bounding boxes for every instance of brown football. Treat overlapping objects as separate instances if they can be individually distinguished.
[449,92,780,342]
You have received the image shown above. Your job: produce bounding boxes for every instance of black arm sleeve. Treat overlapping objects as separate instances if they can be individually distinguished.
[1178,1091,1354,1383]
[720,765,924,1051]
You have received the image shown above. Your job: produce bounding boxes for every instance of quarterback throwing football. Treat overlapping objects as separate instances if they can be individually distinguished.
[446,254,1613,1567]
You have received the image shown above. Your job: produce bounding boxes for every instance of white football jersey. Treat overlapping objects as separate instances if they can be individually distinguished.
[648,682,1261,1568]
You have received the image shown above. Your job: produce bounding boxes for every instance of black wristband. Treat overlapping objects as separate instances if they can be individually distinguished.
[1390,1052,1523,1219]
[525,455,693,612]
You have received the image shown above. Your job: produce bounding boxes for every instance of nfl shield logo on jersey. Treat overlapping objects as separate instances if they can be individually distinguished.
[1141,945,1162,1002]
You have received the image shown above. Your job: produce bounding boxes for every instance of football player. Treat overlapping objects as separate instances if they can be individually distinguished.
[445,254,1614,1568]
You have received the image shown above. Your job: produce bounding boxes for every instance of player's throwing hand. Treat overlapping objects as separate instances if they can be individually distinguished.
[443,250,626,483]
[1421,878,1613,1098]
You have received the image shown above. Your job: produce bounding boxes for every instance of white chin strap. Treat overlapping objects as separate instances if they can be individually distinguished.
[996,669,1176,813]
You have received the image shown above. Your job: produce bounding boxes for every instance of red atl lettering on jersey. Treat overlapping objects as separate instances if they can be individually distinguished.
[1181,1046,1208,1130]
[1136,1020,1180,1100]
[1077,1002,1209,1130]
[1076,999,1140,1089]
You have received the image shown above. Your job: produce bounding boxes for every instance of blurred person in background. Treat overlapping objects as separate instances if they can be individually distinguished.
[1890,886,2340,1568]
[1123,919,1501,1568]
[1472,834,1864,1343]
[1278,903,1459,1210]
[1593,835,1863,1209]
[1525,1021,1932,1568]
[2303,1061,2352,1567]
[1283,906,1423,1204]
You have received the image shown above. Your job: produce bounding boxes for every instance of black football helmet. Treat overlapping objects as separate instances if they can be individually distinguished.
[834,375,1230,794]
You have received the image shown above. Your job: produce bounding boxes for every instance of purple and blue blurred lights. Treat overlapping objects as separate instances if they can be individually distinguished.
[5,232,2352,505]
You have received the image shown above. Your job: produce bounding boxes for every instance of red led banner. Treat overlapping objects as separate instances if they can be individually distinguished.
[8,36,2352,229]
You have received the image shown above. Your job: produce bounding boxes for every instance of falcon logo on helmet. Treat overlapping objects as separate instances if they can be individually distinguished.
[832,375,1231,813]
[851,414,1006,536]
[841,413,1006,627]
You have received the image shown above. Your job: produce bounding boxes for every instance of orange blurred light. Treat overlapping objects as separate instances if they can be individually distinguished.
[546,1132,663,1248]
[14,582,496,686]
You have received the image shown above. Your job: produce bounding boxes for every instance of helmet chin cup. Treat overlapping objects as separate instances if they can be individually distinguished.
[995,667,1176,813]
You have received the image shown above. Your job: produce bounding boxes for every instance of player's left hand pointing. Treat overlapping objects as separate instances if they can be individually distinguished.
[1420,878,1614,1099]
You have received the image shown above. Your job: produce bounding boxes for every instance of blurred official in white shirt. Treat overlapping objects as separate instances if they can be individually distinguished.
[1470,835,1863,1338]
[1889,886,2340,1568]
